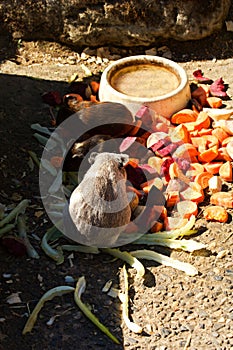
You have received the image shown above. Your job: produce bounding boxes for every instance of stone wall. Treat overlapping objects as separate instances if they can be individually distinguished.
[0,0,231,48]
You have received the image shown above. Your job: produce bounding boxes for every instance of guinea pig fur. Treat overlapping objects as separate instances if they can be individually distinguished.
[66,152,132,247]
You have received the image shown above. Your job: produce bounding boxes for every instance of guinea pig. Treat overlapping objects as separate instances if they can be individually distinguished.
[63,152,132,247]
[57,101,135,138]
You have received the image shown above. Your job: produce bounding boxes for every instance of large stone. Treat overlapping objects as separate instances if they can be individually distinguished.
[0,0,231,47]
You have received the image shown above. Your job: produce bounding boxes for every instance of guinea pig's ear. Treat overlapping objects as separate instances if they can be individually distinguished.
[119,154,129,167]
[88,152,98,164]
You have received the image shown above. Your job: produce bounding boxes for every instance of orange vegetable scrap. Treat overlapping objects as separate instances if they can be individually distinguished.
[164,216,189,231]
[206,96,223,109]
[165,191,180,207]
[177,200,198,219]
[171,109,197,125]
[198,146,219,163]
[226,140,233,160]
[194,172,213,189]
[212,127,229,144]
[186,163,205,179]
[181,183,204,204]
[150,221,164,233]
[203,162,223,175]
[208,176,222,194]
[219,161,233,182]
[203,206,228,223]
[169,124,191,143]
[50,156,64,168]
[210,192,233,208]
[216,147,232,162]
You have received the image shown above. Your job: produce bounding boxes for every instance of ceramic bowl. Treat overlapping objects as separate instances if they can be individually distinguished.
[99,55,191,118]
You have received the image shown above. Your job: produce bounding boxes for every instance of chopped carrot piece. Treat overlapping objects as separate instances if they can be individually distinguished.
[203,206,228,223]
[194,111,211,130]
[173,143,198,158]
[177,200,198,219]
[90,94,98,102]
[168,162,190,185]
[212,127,229,144]
[219,161,233,182]
[150,221,164,233]
[194,172,213,189]
[198,146,219,163]
[126,158,140,168]
[90,81,100,94]
[190,156,199,163]
[222,136,233,147]
[210,192,233,208]
[171,109,197,124]
[186,163,205,178]
[181,183,204,203]
[226,140,233,160]
[170,124,191,143]
[203,162,223,174]
[190,163,205,173]
[215,147,232,161]
[206,96,223,108]
[191,137,207,148]
[165,191,180,207]
[198,128,212,136]
[141,177,164,193]
[204,135,219,148]
[189,130,199,137]
[158,206,168,221]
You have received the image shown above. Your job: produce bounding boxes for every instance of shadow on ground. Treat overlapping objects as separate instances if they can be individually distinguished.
[0,71,126,350]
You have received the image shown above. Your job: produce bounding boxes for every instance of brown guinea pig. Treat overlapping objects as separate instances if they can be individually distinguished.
[57,101,136,139]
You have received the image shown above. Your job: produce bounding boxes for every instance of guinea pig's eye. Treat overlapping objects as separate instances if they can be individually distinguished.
[118,161,124,169]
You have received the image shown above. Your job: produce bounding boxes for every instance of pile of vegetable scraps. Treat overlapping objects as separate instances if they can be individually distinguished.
[15,69,233,344]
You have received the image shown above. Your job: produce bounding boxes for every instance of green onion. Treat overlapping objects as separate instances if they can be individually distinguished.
[119,265,143,333]
[130,249,198,276]
[33,133,50,146]
[41,225,64,264]
[0,199,29,228]
[22,286,75,335]
[61,245,100,254]
[27,150,40,167]
[101,248,145,278]
[17,215,40,259]
[40,159,57,176]
[31,123,52,136]
[74,276,120,344]
[0,223,15,237]
[134,237,205,252]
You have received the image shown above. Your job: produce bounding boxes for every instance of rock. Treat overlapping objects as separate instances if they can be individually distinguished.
[0,0,231,48]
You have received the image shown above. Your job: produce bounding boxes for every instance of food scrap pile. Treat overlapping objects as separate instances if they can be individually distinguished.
[41,69,233,234]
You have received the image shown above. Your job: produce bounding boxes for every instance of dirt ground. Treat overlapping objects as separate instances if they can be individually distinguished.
[0,25,233,350]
